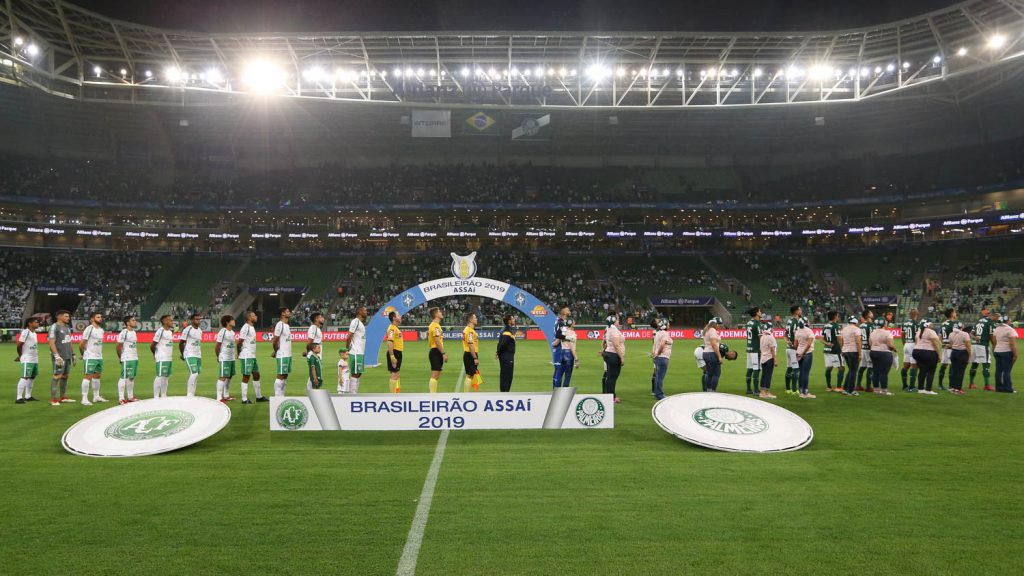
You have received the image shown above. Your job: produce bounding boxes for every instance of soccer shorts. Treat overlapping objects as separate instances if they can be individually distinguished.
[52,357,72,376]
[746,352,760,370]
[120,360,138,379]
[902,343,916,365]
[429,348,445,371]
[824,353,842,369]
[155,361,173,377]
[186,357,202,375]
[463,352,478,375]
[694,347,706,369]
[860,350,873,368]
[276,357,292,376]
[240,358,260,376]
[83,359,103,375]
[350,354,365,377]
[971,345,990,364]
[219,361,236,378]
[388,350,403,373]
[941,349,952,365]
[786,349,799,369]
[20,362,38,379]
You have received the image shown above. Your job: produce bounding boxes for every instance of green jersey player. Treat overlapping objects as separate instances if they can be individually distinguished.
[784,305,803,393]
[970,310,996,389]
[821,311,844,390]
[937,308,961,390]
[900,309,921,390]
[744,307,763,395]
[857,309,874,391]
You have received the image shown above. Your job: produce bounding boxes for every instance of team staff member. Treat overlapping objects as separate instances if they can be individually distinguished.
[822,311,844,392]
[702,317,724,393]
[947,326,972,395]
[602,314,625,402]
[992,316,1018,393]
[15,318,40,403]
[385,311,404,393]
[650,318,672,401]
[759,320,777,399]
[48,310,74,405]
[900,309,921,391]
[495,314,517,392]
[868,321,897,395]
[912,320,942,395]
[970,310,996,390]
[426,307,447,393]
[795,319,816,399]
[462,312,482,392]
[840,316,862,396]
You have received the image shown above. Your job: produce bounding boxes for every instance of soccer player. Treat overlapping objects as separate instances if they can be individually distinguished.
[868,320,897,395]
[970,309,995,390]
[759,320,777,399]
[180,314,203,397]
[305,312,324,391]
[271,308,293,397]
[552,306,571,366]
[347,306,367,394]
[744,307,762,395]
[991,315,1017,393]
[48,310,75,405]
[15,318,40,403]
[79,312,106,405]
[496,314,517,392]
[795,319,816,398]
[151,315,175,398]
[337,348,351,394]
[912,320,942,395]
[237,311,267,403]
[215,314,236,402]
[426,307,447,393]
[857,309,875,392]
[822,311,844,392]
[115,315,140,404]
[784,306,802,394]
[462,312,482,392]
[307,342,323,390]
[385,311,404,393]
[553,318,579,388]
[937,308,961,391]
[840,316,862,396]
[900,309,921,391]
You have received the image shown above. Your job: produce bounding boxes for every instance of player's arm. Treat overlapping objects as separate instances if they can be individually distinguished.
[79,327,88,355]
[116,335,124,361]
[178,327,187,359]
[471,334,479,365]
[215,332,222,358]
[435,327,446,356]
[15,331,23,361]
[272,324,280,358]
[48,326,59,358]
[150,329,159,356]
[386,334,395,361]
[236,328,244,356]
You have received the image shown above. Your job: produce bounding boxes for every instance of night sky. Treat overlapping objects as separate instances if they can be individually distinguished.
[72,0,955,33]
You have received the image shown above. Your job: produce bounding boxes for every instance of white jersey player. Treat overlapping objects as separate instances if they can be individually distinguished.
[79,312,106,405]
[180,315,204,396]
[272,308,293,396]
[215,315,237,402]
[346,306,368,393]
[237,311,266,403]
[15,318,40,403]
[151,315,175,398]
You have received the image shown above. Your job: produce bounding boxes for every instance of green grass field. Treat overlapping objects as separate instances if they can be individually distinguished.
[1,338,1021,575]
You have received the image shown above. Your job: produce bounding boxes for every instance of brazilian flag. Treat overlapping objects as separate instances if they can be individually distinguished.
[462,111,500,136]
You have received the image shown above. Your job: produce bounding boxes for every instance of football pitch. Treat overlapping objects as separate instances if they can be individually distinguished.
[1,339,1021,575]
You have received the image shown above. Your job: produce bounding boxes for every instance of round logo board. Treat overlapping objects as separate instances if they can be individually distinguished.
[652,392,813,452]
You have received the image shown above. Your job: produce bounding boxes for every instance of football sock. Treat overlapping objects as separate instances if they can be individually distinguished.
[160,377,169,397]
[81,379,91,400]
[117,379,126,401]
[216,380,224,400]
[223,379,230,397]
[745,368,753,392]
[242,381,249,401]
[350,377,360,394]
[983,365,991,386]
[186,374,199,396]
[153,378,161,398]
[25,380,33,397]
[750,370,759,392]
[900,368,908,388]
[91,378,101,400]
[463,376,472,392]
[16,378,27,400]
[429,378,438,393]
[909,368,917,387]
[938,365,947,388]
[127,379,135,398]
[825,368,833,388]
[274,379,285,397]
[253,380,263,398]
[866,368,874,388]
[50,378,59,400]
[59,379,67,397]
[969,363,978,385]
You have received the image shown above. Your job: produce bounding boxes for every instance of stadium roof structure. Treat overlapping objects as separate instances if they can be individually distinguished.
[1,0,1023,109]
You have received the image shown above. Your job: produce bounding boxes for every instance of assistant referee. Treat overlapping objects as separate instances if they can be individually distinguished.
[426,307,447,393]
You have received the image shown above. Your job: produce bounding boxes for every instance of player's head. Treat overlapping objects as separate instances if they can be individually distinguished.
[388,311,401,325]
[910,308,919,320]
[339,347,348,358]
[827,310,839,323]
[989,309,1001,320]
[55,310,70,324]
[279,307,291,320]
[88,311,102,325]
[220,314,234,328]
[945,308,957,320]
[190,313,201,327]
[160,314,173,328]
[429,307,442,321]
[724,350,738,361]
[356,306,367,321]
[790,305,802,317]
[24,317,39,329]
[123,314,136,329]
[246,310,258,324]
[311,312,324,325]
[503,313,515,326]
[748,307,761,319]
[466,312,477,326]
[861,309,873,321]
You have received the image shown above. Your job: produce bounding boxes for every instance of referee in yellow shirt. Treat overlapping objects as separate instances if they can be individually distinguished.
[426,307,447,393]
[462,312,482,392]
[385,311,404,393]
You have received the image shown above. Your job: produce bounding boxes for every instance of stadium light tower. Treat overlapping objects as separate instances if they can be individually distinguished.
[242,59,286,93]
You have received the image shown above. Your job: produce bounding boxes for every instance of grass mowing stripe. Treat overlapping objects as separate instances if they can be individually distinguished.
[396,367,465,576]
